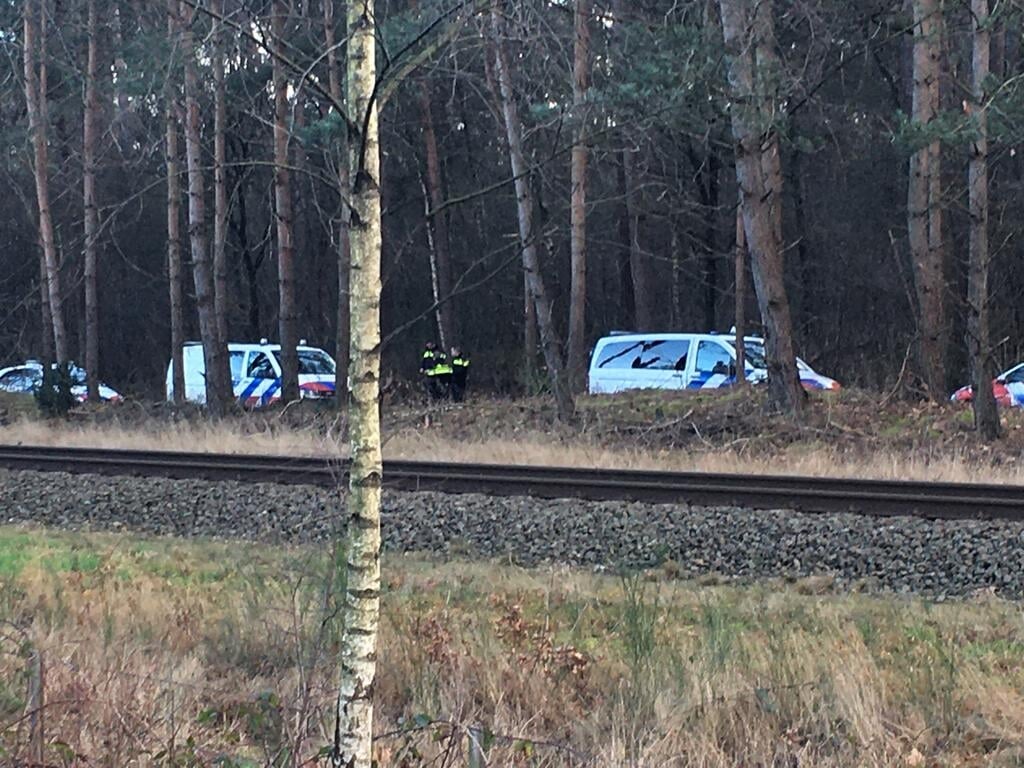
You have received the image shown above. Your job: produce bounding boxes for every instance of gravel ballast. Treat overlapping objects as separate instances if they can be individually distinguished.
[1,468,1023,599]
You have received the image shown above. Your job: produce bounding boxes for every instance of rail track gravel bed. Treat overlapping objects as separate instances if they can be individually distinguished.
[1,468,1023,599]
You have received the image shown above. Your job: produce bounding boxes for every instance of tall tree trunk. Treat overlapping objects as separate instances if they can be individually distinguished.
[702,147,720,331]
[491,0,574,421]
[212,0,229,351]
[612,0,652,333]
[790,145,812,325]
[83,0,100,399]
[967,0,999,439]
[39,252,54,362]
[23,0,68,363]
[524,273,537,381]
[718,0,805,417]
[166,0,185,403]
[273,0,299,403]
[908,0,947,398]
[566,0,590,392]
[734,200,747,385]
[323,0,351,404]
[615,169,635,327]
[335,0,382,763]
[622,149,653,331]
[701,0,723,331]
[417,86,456,349]
[182,3,231,413]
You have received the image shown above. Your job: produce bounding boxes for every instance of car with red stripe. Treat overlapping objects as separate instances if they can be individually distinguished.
[167,340,337,407]
[951,362,1024,407]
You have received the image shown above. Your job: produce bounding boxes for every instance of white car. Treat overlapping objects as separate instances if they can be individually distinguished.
[0,360,123,402]
[587,332,840,395]
[167,340,338,407]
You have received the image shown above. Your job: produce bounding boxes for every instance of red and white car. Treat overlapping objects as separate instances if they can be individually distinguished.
[951,363,1024,407]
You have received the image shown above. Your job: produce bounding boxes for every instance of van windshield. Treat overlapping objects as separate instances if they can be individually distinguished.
[743,341,812,372]
[297,349,335,375]
[743,341,767,370]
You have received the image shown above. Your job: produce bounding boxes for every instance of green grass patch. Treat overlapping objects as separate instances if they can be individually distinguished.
[2,525,1024,766]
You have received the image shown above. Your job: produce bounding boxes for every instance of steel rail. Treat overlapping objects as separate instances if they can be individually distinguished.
[0,444,1021,520]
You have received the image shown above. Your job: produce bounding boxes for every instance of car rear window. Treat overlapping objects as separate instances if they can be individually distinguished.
[298,349,335,375]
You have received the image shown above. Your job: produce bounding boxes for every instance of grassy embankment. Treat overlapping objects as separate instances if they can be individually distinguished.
[0,527,1023,766]
[4,386,1024,484]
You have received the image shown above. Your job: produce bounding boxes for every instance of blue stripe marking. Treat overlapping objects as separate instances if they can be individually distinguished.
[239,378,262,403]
[260,378,281,406]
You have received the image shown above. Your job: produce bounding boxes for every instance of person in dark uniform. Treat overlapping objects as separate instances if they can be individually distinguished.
[420,341,445,400]
[449,346,470,402]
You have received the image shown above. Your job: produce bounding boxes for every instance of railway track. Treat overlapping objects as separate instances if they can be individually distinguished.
[0,444,1020,520]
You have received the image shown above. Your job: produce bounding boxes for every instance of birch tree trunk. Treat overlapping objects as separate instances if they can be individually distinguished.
[323,0,351,405]
[111,2,130,126]
[182,3,231,413]
[908,0,947,398]
[967,0,999,439]
[418,85,456,349]
[718,0,805,417]
[273,0,299,403]
[83,0,100,399]
[212,0,229,351]
[566,0,590,392]
[491,0,574,421]
[334,0,382,764]
[24,0,68,363]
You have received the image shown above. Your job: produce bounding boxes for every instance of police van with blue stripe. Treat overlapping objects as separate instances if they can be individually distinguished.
[587,332,839,395]
[167,340,337,407]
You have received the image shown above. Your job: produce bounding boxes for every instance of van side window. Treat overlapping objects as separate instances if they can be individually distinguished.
[229,351,245,382]
[633,339,690,371]
[595,341,645,369]
[247,353,276,379]
[695,341,734,375]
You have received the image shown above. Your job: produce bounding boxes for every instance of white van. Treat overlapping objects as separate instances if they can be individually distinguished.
[167,340,337,406]
[587,332,839,395]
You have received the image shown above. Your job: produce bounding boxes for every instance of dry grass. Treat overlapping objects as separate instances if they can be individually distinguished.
[5,411,1024,486]
[1,527,1024,766]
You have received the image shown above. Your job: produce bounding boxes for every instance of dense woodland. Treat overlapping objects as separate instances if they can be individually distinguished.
[2,0,1023,412]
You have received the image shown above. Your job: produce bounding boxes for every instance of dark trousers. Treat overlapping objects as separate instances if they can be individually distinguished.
[424,375,448,401]
[450,371,467,402]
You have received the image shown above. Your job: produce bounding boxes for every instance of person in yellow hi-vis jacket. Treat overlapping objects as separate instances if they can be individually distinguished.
[420,341,453,400]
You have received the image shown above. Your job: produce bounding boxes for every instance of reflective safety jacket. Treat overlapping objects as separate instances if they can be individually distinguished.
[422,350,451,376]
[421,349,438,375]
[432,354,453,376]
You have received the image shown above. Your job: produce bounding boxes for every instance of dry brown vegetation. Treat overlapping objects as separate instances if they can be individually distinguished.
[1,527,1024,766]
[5,387,1024,484]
